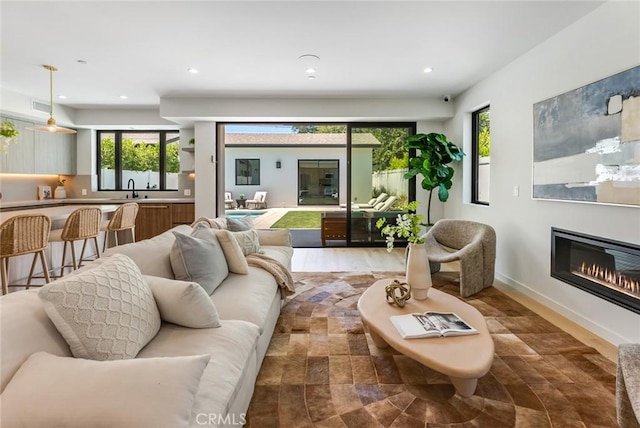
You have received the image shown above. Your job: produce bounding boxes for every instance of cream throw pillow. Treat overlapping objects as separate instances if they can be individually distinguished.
[212,229,250,274]
[38,253,161,361]
[232,229,261,255]
[144,275,221,328]
[0,352,210,428]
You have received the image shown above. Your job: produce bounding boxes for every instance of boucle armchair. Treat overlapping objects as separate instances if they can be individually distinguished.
[421,219,496,297]
[617,344,640,428]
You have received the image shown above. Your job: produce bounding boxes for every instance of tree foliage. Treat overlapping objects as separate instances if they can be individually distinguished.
[100,137,180,173]
[292,125,408,171]
[478,110,490,157]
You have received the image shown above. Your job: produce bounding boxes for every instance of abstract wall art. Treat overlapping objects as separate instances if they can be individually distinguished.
[533,65,640,207]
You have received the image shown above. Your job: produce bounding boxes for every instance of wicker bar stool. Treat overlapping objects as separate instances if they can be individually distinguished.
[48,207,102,277]
[0,214,52,295]
[101,203,138,251]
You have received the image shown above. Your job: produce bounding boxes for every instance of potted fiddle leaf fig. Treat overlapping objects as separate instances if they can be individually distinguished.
[404,133,465,225]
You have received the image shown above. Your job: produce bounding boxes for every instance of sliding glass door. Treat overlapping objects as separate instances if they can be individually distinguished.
[347,124,415,246]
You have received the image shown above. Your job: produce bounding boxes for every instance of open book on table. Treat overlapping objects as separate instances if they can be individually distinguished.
[390,311,478,339]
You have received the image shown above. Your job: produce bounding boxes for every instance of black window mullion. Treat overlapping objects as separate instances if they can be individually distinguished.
[159,131,166,190]
[115,131,122,190]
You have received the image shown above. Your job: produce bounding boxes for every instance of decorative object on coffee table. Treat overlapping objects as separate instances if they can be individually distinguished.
[385,279,411,307]
[405,242,431,299]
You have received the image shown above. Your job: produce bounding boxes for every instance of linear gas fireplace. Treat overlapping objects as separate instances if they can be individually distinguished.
[551,228,640,314]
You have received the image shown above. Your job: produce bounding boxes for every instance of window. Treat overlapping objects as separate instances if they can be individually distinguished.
[235,159,260,185]
[472,106,490,204]
[97,130,180,191]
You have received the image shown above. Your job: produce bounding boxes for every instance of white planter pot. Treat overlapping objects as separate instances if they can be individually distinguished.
[406,242,432,300]
[54,186,67,199]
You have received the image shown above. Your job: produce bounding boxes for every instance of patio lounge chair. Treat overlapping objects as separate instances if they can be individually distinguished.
[362,195,397,213]
[356,193,388,209]
[225,192,234,209]
[246,191,267,209]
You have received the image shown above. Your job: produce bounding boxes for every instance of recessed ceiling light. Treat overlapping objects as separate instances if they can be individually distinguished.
[188,68,199,74]
[306,67,316,74]
[423,67,434,73]
[77,59,87,65]
[308,75,316,80]
[58,95,67,99]
[119,95,128,99]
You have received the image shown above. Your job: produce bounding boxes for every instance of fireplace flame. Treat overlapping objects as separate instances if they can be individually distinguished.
[578,262,640,295]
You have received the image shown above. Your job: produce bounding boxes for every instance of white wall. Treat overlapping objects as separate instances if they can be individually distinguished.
[444,1,640,344]
[225,147,349,208]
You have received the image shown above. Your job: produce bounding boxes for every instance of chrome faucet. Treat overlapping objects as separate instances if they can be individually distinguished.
[127,179,139,199]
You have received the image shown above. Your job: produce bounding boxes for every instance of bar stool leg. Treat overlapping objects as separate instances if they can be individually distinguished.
[1,258,8,295]
[78,239,88,268]
[60,241,68,277]
[114,231,119,247]
[93,237,101,259]
[70,241,78,271]
[40,251,51,283]
[131,228,136,243]
[26,253,39,289]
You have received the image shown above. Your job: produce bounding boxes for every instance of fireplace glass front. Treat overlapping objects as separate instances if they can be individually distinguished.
[551,228,640,314]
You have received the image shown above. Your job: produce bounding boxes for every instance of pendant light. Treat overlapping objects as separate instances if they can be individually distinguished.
[26,65,76,134]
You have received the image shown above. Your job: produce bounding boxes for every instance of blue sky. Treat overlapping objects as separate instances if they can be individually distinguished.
[226,124,295,134]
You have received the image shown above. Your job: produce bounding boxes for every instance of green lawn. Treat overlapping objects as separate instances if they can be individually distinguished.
[270,211,322,228]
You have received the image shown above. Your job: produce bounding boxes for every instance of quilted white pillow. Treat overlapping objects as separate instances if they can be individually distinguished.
[0,352,210,428]
[38,253,161,361]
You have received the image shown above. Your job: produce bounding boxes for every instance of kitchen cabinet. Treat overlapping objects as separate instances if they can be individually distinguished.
[171,203,195,226]
[0,115,76,174]
[135,204,173,241]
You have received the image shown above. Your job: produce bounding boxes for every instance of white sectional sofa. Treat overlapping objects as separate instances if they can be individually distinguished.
[0,223,293,428]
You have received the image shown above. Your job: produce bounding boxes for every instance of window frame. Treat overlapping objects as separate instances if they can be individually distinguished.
[471,106,490,205]
[235,158,261,186]
[96,130,180,191]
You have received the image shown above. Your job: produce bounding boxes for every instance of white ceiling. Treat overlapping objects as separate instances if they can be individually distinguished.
[1,1,604,109]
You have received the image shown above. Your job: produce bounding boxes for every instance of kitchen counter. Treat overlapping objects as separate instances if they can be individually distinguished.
[0,198,195,211]
[0,204,121,229]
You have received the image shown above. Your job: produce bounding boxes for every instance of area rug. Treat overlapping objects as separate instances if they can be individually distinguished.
[245,271,618,427]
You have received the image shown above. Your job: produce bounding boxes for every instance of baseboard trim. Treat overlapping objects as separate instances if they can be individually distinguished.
[494,273,619,362]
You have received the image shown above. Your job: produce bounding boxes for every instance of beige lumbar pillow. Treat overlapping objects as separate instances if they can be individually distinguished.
[256,228,292,247]
[212,229,250,274]
[0,352,210,428]
[144,275,220,328]
[38,253,161,361]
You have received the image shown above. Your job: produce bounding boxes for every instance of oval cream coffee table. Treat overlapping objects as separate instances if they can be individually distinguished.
[357,278,494,397]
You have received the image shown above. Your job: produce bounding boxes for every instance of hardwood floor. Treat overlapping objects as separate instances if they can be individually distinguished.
[291,247,618,362]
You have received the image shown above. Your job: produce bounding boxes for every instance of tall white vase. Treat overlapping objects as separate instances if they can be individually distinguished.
[406,243,432,300]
